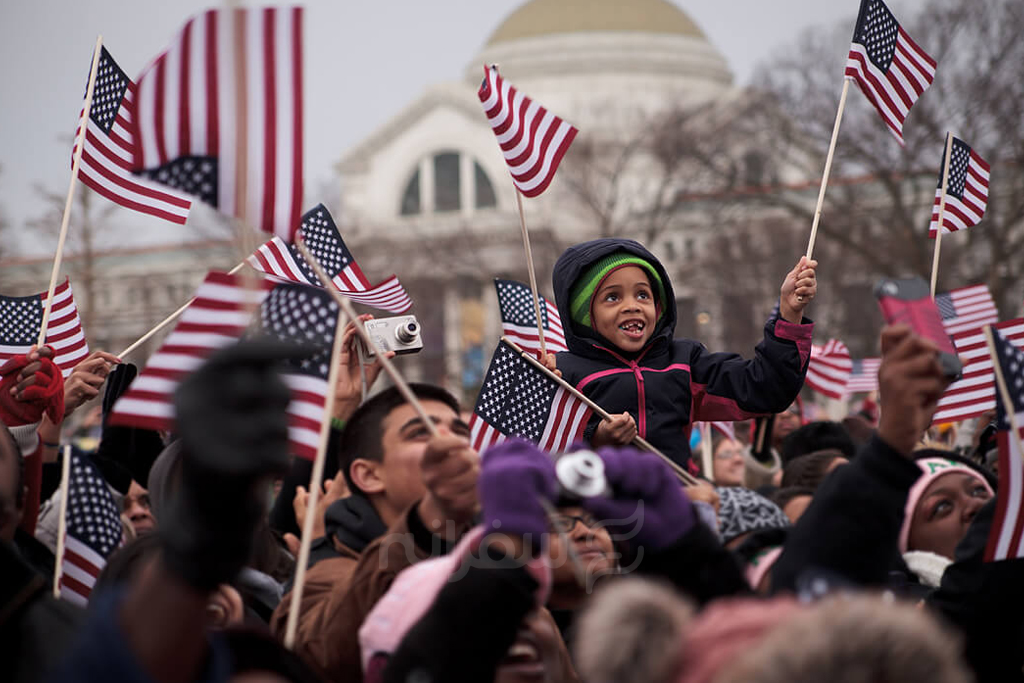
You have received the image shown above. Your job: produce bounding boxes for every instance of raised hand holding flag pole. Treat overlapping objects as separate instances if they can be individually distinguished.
[478,65,578,358]
[806,0,936,260]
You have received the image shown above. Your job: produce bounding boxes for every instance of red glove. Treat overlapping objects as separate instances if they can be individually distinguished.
[0,350,65,426]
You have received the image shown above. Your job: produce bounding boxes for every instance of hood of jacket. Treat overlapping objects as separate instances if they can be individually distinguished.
[324,494,388,556]
[552,238,677,360]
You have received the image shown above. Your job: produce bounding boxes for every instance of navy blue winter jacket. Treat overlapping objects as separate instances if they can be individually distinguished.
[551,238,813,469]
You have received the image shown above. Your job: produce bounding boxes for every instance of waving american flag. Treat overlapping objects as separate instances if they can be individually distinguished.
[469,340,591,455]
[844,0,936,145]
[495,279,566,356]
[929,136,991,237]
[985,326,1024,561]
[0,279,89,377]
[805,339,853,400]
[478,65,577,197]
[249,204,412,313]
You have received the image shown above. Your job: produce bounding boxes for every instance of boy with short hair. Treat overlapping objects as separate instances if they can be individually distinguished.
[547,238,816,471]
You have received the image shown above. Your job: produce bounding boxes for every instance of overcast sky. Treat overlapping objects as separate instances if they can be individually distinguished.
[0,0,927,256]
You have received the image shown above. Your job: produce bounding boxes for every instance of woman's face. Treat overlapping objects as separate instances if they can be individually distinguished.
[494,608,564,683]
[712,438,746,487]
[908,472,992,559]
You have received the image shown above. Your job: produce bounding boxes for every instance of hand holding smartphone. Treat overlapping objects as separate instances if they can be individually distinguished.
[874,277,962,380]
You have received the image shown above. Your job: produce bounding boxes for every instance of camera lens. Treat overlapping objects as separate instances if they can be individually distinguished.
[395,320,420,345]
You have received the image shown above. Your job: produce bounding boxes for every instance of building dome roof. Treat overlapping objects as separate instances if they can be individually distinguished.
[485,0,707,45]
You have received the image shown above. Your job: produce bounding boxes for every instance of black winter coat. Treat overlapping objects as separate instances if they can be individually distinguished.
[551,238,813,468]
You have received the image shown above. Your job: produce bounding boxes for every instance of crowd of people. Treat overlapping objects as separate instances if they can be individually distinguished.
[2,238,1021,683]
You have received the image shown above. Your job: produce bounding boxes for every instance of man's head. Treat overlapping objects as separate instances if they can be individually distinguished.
[0,423,24,542]
[338,384,465,524]
[779,420,856,465]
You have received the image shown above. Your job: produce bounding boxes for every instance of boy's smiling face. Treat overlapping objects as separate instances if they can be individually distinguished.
[590,265,657,353]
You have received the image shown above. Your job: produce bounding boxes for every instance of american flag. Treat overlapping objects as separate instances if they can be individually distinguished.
[929,136,991,237]
[847,358,881,394]
[984,327,1024,561]
[477,65,578,198]
[73,47,192,224]
[132,7,303,239]
[696,421,737,441]
[805,339,853,400]
[495,279,566,356]
[0,279,89,378]
[469,340,592,454]
[109,272,338,461]
[844,0,936,145]
[933,318,1024,424]
[248,204,412,313]
[936,285,1000,336]
[59,450,124,607]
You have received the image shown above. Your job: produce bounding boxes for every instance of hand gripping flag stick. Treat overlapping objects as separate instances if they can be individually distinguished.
[501,337,700,487]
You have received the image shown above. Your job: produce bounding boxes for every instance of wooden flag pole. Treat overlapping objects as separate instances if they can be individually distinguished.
[514,190,549,359]
[502,337,699,486]
[39,36,104,346]
[700,422,714,480]
[118,261,247,358]
[754,417,769,454]
[930,132,954,298]
[283,307,348,648]
[984,326,1024,456]
[804,78,851,261]
[52,445,73,598]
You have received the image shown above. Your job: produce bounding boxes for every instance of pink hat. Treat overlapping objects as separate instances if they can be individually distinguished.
[744,546,783,591]
[898,457,994,553]
[358,526,552,677]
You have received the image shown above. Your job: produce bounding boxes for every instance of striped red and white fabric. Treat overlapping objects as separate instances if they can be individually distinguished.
[697,421,736,441]
[933,318,1024,424]
[248,204,413,313]
[929,136,991,237]
[477,65,578,198]
[74,47,191,224]
[109,271,336,461]
[846,358,881,394]
[805,339,853,400]
[0,279,89,378]
[495,279,567,356]
[844,0,936,145]
[936,284,999,336]
[60,450,124,607]
[984,327,1024,561]
[469,340,591,454]
[133,7,303,239]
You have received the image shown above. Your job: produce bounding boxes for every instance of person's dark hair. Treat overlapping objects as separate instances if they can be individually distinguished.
[780,421,855,464]
[223,627,324,683]
[733,526,789,565]
[93,532,163,598]
[338,384,460,496]
[770,486,815,513]
[781,450,846,490]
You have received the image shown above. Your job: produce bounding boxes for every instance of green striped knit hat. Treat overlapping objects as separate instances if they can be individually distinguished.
[568,252,666,327]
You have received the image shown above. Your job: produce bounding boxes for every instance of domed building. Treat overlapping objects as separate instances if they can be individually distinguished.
[337,0,753,396]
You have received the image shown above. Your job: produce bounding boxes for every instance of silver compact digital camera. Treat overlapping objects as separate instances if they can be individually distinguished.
[362,315,423,356]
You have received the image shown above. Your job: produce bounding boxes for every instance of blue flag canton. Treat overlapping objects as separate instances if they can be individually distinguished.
[854,0,899,71]
[291,204,352,284]
[934,292,957,321]
[252,283,338,379]
[994,329,1024,430]
[90,47,130,134]
[475,342,557,443]
[938,139,971,199]
[67,452,123,557]
[0,293,43,346]
[142,156,218,205]
[496,279,548,328]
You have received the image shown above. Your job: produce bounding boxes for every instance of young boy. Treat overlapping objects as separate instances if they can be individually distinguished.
[546,238,815,471]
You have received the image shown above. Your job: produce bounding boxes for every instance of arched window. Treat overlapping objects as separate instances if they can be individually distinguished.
[398,152,497,216]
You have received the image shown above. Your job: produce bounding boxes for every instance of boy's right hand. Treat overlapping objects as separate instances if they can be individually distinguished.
[592,412,637,447]
[539,352,561,378]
